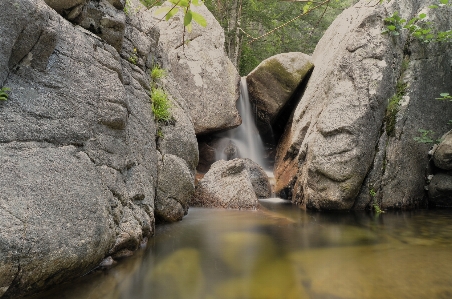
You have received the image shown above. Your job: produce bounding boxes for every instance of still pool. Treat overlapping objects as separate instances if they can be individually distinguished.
[31,199,452,299]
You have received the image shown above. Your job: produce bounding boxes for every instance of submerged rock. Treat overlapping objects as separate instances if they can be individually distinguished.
[274,0,452,210]
[246,52,313,137]
[192,159,271,209]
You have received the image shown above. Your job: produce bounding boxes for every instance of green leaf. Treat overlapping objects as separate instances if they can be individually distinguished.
[184,10,192,26]
[429,4,438,8]
[440,0,448,4]
[419,13,427,19]
[191,11,207,27]
[165,7,179,20]
[185,22,192,33]
[387,25,396,31]
[440,93,450,97]
[154,6,172,16]
[169,0,189,7]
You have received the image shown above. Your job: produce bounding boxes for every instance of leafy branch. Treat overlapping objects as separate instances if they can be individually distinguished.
[382,0,452,43]
[243,0,335,44]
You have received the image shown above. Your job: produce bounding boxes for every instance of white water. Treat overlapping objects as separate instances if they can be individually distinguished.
[216,77,268,170]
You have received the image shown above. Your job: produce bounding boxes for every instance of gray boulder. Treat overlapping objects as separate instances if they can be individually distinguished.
[428,173,452,207]
[76,0,126,51]
[274,0,452,210]
[243,158,272,199]
[0,0,158,297]
[142,2,241,135]
[192,159,270,209]
[156,154,195,223]
[433,130,452,170]
[246,52,313,135]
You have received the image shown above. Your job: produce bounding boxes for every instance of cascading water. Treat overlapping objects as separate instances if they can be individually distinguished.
[215,77,269,170]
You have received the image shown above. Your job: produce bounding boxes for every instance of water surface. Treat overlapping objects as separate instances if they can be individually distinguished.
[33,200,452,299]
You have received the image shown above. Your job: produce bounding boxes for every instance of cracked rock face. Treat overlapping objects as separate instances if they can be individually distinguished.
[274,0,452,210]
[0,0,157,297]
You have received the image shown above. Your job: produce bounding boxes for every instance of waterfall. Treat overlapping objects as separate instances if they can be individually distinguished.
[216,77,268,170]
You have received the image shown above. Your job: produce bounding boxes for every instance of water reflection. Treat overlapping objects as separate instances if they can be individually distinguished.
[30,204,452,299]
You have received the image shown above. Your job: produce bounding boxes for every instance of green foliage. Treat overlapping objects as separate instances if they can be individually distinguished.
[436,92,452,101]
[151,87,172,123]
[140,0,162,8]
[0,87,10,101]
[369,188,384,214]
[151,65,166,81]
[385,80,407,137]
[205,0,357,75]
[382,1,451,43]
[413,129,438,144]
[0,86,10,100]
[156,127,164,139]
[128,48,138,65]
[154,0,207,33]
[124,0,132,15]
[381,11,406,36]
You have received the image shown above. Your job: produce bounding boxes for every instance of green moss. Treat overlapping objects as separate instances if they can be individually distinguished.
[261,59,312,91]
[385,81,408,137]
[151,65,166,81]
[0,87,10,101]
[151,87,172,123]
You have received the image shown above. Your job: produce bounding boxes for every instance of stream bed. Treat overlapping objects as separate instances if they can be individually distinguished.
[32,199,452,299]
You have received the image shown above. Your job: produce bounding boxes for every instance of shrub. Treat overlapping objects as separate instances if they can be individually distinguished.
[151,87,172,122]
[151,65,166,81]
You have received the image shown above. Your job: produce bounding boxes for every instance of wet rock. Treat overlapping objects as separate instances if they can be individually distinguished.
[149,248,205,299]
[275,0,452,210]
[197,137,239,173]
[246,52,313,136]
[224,140,239,161]
[192,159,266,209]
[212,259,309,299]
[156,154,195,223]
[433,130,452,170]
[428,173,452,207]
[243,158,272,199]
[219,232,276,273]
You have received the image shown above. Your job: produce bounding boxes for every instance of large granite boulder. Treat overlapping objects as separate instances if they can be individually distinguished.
[274,0,452,210]
[192,159,271,209]
[0,0,210,296]
[142,2,241,135]
[246,52,313,137]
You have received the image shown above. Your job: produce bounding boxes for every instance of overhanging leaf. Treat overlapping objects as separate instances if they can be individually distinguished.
[192,11,207,27]
[184,10,192,26]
